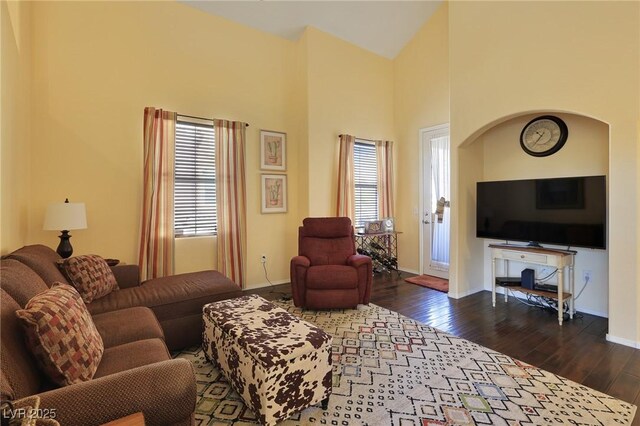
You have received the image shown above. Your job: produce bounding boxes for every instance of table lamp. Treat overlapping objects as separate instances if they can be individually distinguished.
[43,198,87,258]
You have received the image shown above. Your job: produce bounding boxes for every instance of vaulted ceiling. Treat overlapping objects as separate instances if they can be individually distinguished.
[180,1,442,59]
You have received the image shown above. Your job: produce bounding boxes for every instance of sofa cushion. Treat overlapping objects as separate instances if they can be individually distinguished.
[0,259,49,307]
[16,283,104,386]
[93,338,170,379]
[306,265,358,289]
[87,270,241,321]
[60,255,119,303]
[7,245,69,286]
[92,307,164,348]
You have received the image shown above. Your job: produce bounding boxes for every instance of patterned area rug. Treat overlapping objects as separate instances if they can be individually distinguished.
[404,274,449,293]
[175,302,637,425]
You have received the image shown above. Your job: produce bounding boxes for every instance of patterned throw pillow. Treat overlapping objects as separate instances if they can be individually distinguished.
[61,255,118,303]
[15,283,104,386]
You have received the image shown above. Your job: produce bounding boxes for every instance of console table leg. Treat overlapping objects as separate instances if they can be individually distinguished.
[557,268,564,325]
[491,258,496,307]
[569,265,575,319]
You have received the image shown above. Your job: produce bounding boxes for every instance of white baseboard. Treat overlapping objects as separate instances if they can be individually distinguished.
[606,334,640,349]
[247,279,289,290]
[448,286,483,299]
[576,307,608,318]
[398,267,420,275]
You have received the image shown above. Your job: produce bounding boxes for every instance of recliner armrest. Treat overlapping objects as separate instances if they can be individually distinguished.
[347,254,372,268]
[37,359,195,426]
[110,264,140,289]
[291,256,311,268]
[347,254,373,305]
[290,256,311,307]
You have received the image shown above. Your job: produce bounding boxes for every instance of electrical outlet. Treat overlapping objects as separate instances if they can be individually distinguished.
[261,255,267,264]
[583,269,592,283]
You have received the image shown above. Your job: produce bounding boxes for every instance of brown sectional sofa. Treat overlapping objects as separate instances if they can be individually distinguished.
[6,244,243,350]
[1,244,245,425]
[1,259,195,425]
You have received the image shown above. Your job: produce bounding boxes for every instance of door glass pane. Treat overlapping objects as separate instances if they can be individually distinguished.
[430,135,450,269]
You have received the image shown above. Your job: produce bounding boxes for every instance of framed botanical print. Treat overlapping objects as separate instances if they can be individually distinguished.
[261,174,287,213]
[260,130,286,171]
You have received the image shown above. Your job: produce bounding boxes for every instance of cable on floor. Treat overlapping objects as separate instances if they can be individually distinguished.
[263,261,290,300]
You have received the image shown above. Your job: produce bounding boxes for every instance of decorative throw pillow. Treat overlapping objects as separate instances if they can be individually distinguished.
[15,283,104,386]
[60,255,118,303]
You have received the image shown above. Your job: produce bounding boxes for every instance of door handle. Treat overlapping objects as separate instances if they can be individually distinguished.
[423,220,430,224]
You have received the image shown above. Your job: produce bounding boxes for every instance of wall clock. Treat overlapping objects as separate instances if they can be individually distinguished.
[519,115,568,157]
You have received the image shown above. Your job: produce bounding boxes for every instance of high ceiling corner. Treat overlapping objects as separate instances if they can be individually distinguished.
[179,1,442,59]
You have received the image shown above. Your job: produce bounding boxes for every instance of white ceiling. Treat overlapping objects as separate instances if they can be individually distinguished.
[180,1,442,59]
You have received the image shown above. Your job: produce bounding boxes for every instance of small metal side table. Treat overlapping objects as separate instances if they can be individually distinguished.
[355,232,401,275]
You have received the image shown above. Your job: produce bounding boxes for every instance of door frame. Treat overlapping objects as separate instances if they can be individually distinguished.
[418,123,450,278]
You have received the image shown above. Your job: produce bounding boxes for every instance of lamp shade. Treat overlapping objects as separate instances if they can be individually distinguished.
[43,201,87,231]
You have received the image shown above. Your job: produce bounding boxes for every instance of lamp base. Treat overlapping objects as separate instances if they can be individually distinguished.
[57,230,74,259]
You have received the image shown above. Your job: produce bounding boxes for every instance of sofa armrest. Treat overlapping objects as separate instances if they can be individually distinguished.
[290,256,310,307]
[37,359,195,426]
[347,254,373,304]
[110,264,140,289]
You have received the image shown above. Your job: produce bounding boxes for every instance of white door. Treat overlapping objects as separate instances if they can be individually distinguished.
[421,125,451,279]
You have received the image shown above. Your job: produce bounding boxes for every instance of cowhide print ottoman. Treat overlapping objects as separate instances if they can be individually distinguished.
[202,294,332,425]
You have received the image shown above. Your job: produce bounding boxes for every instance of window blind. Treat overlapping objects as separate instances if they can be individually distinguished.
[174,119,217,236]
[354,141,378,228]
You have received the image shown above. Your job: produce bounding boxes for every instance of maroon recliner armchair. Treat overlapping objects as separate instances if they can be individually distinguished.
[290,217,373,309]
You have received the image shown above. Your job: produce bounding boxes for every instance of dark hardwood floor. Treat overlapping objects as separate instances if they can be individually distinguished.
[251,272,640,423]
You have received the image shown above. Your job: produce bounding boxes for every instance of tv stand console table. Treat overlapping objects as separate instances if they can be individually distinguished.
[489,244,577,325]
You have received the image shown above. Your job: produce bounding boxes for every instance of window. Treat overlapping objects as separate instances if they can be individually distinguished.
[354,140,378,228]
[174,118,217,237]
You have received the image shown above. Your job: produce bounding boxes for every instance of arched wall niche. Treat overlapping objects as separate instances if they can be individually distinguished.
[452,110,610,318]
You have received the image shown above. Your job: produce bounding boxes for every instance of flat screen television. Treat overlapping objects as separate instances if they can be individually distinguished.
[476,175,606,249]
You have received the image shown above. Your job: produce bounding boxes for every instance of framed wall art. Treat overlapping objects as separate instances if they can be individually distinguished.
[261,174,287,213]
[260,130,286,171]
[364,220,384,234]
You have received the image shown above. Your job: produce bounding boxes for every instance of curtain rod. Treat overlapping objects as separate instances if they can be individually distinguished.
[178,113,249,127]
[339,134,376,143]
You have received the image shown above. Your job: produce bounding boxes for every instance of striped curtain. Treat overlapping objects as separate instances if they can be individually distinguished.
[215,119,247,288]
[376,140,394,218]
[336,134,356,221]
[138,107,176,280]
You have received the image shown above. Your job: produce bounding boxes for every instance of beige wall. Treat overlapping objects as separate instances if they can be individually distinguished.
[479,113,609,317]
[393,4,449,273]
[449,1,639,344]
[305,27,395,217]
[1,0,32,254]
[27,1,299,287]
[292,31,310,223]
[9,2,395,289]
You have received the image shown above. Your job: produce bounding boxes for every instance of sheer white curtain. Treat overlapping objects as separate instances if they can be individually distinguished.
[430,135,450,270]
